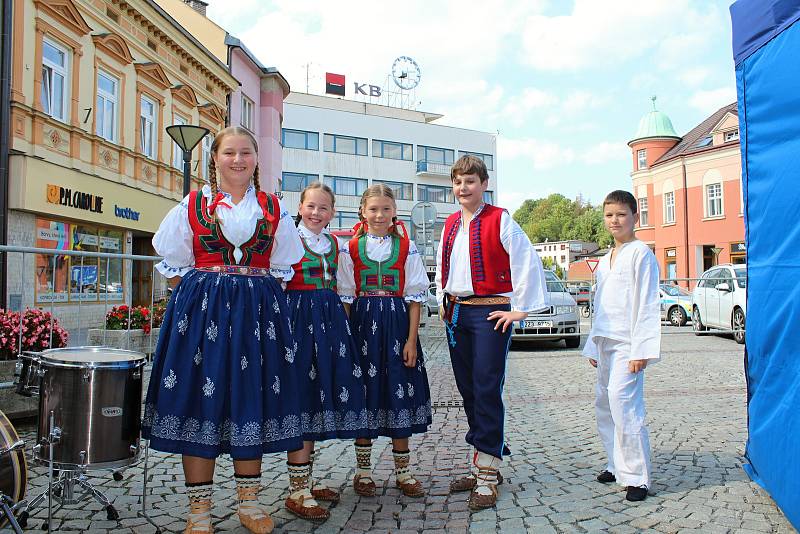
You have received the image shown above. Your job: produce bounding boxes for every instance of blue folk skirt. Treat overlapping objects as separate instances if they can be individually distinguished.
[142,269,303,459]
[286,289,368,441]
[349,296,432,439]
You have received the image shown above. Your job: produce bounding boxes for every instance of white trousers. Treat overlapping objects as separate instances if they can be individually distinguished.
[594,337,651,488]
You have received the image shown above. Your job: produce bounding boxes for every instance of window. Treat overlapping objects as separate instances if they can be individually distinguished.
[417,184,454,203]
[637,149,647,170]
[96,70,119,142]
[373,179,413,200]
[324,134,368,156]
[638,197,649,226]
[694,136,713,148]
[282,172,318,192]
[328,176,367,196]
[41,38,69,122]
[483,191,494,204]
[201,134,213,182]
[332,211,359,230]
[172,115,187,169]
[139,95,157,159]
[724,129,739,142]
[459,151,494,170]
[706,183,723,217]
[240,94,255,131]
[664,191,675,224]
[282,128,319,150]
[34,218,124,304]
[373,140,412,161]
[418,145,454,165]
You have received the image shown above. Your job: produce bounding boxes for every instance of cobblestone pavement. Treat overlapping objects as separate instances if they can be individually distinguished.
[2,324,796,533]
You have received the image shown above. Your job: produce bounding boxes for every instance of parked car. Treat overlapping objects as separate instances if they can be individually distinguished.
[425,284,438,317]
[567,282,592,318]
[691,264,747,344]
[512,270,580,348]
[660,283,692,326]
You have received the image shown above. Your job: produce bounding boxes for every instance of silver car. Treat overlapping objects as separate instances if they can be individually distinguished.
[512,271,580,348]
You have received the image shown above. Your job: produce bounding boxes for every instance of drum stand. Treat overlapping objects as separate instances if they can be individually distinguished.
[18,412,122,533]
[0,439,25,534]
[137,440,162,534]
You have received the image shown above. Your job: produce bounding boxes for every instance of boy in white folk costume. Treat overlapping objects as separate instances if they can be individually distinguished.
[436,155,548,510]
[584,190,661,502]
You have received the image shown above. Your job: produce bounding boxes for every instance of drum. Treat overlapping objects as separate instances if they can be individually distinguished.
[0,409,26,528]
[36,347,146,470]
[14,351,42,397]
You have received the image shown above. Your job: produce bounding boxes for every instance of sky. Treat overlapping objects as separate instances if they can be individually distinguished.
[207,0,737,213]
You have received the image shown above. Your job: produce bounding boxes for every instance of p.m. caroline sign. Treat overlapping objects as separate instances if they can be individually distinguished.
[46,184,104,213]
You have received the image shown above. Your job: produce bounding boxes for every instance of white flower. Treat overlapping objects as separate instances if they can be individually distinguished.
[240,355,248,370]
[362,340,368,356]
[320,389,325,403]
[391,299,396,311]
[267,321,276,340]
[393,340,401,356]
[339,342,347,358]
[371,321,377,336]
[353,364,362,378]
[285,347,295,363]
[309,365,317,380]
[408,383,415,398]
[201,293,208,311]
[273,297,280,314]
[366,300,371,312]
[320,322,325,332]
[254,322,261,340]
[202,377,215,397]
[178,314,189,335]
[272,376,280,395]
[194,348,202,366]
[206,321,218,342]
[345,321,351,335]
[248,278,254,288]
[308,324,314,334]
[226,302,231,310]
[396,383,404,399]
[163,369,177,389]
[368,363,377,378]
[379,299,384,312]
[339,387,349,403]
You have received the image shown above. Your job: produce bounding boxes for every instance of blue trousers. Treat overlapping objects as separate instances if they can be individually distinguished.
[446,302,512,458]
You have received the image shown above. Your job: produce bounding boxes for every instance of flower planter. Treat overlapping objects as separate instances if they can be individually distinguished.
[0,359,38,421]
[87,328,160,354]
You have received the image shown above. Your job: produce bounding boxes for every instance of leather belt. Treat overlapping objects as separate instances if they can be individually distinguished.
[357,290,401,297]
[447,295,511,306]
[196,266,272,276]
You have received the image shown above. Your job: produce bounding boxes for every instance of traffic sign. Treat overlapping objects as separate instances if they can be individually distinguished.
[411,202,437,227]
[585,258,600,273]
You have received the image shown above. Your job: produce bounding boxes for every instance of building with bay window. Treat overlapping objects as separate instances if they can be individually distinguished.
[281,92,498,274]
[5,0,237,330]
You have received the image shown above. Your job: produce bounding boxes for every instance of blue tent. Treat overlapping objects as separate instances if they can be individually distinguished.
[731,0,800,528]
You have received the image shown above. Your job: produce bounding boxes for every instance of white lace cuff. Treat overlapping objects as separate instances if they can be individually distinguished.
[339,294,355,304]
[404,291,427,303]
[155,260,193,279]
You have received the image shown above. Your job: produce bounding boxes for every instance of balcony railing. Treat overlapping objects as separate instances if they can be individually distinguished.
[416,160,451,176]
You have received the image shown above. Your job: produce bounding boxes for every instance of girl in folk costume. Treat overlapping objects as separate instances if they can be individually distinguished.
[142,127,305,534]
[337,184,433,498]
[278,182,368,522]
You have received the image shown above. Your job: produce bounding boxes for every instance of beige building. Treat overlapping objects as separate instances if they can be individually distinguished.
[532,239,599,274]
[6,0,237,329]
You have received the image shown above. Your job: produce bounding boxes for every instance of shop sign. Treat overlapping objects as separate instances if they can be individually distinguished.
[47,184,103,213]
[114,205,141,221]
[730,242,746,253]
[666,248,677,258]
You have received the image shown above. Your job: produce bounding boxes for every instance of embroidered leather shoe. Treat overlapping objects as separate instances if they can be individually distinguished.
[353,474,376,497]
[450,471,504,493]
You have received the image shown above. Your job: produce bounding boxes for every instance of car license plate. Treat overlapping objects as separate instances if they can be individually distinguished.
[524,320,553,328]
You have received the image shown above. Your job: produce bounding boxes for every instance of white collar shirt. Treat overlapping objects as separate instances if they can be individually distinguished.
[434,205,548,313]
[582,240,661,362]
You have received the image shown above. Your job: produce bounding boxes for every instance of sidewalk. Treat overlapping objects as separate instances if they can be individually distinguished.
[4,324,796,533]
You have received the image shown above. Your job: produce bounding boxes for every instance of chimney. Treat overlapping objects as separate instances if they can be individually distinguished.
[183,0,208,16]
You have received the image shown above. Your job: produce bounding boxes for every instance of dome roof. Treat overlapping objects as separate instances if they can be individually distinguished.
[631,97,680,142]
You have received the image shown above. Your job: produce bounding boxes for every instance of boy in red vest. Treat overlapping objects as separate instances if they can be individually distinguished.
[435,155,548,509]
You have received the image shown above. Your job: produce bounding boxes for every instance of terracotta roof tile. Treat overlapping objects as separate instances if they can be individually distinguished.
[652,102,739,166]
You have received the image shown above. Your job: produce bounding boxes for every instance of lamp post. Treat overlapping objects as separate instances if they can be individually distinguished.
[166,124,210,197]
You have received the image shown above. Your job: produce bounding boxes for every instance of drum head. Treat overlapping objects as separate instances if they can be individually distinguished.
[0,409,26,526]
[41,346,146,367]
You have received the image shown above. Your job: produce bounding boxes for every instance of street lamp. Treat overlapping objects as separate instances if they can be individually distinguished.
[166,124,210,197]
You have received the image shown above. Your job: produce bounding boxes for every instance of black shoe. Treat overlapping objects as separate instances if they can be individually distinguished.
[626,486,648,501]
[596,470,616,483]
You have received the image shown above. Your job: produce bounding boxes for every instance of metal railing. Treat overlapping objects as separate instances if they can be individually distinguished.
[0,245,167,390]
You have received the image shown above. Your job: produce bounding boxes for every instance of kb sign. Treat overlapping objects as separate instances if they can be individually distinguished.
[354,82,381,97]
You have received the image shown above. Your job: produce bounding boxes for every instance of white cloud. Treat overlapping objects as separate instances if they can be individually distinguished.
[689,87,737,112]
[582,141,628,165]
[501,88,558,125]
[498,137,576,170]
[678,67,712,87]
[520,0,724,72]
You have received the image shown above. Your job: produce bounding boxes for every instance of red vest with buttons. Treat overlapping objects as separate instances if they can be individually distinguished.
[440,204,513,295]
[348,233,409,297]
[286,233,339,291]
[187,190,279,268]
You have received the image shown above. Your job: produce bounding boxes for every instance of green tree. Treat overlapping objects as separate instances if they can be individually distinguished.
[513,193,613,247]
[540,257,565,279]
